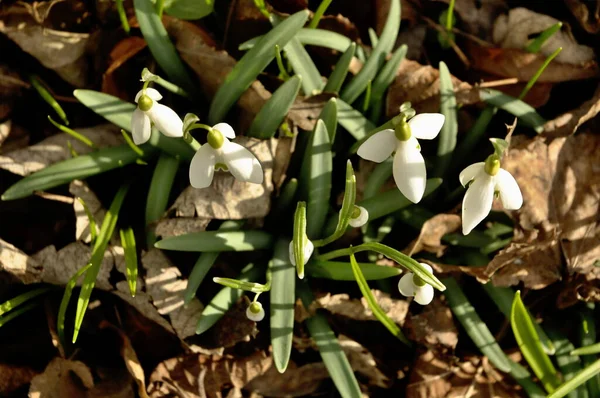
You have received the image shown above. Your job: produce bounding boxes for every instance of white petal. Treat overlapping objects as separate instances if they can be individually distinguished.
[222,142,263,184]
[459,162,485,187]
[189,145,216,188]
[408,113,445,140]
[288,239,313,268]
[148,103,183,138]
[398,273,416,297]
[393,137,427,203]
[288,241,296,266]
[414,284,435,305]
[495,169,523,210]
[246,304,265,322]
[357,129,397,163]
[135,88,162,102]
[212,123,236,139]
[348,206,369,228]
[462,174,495,235]
[419,262,433,274]
[131,108,151,145]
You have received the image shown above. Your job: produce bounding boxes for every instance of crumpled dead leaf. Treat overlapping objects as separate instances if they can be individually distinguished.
[142,248,203,340]
[0,124,123,176]
[405,214,462,257]
[70,180,105,243]
[543,84,600,138]
[405,297,458,349]
[154,217,211,239]
[0,1,91,87]
[29,357,94,398]
[313,291,409,325]
[171,137,276,219]
[565,0,600,34]
[0,363,38,396]
[244,362,327,397]
[0,237,42,284]
[200,296,258,350]
[338,334,390,388]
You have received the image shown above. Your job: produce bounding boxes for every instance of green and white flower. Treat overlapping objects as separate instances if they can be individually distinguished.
[246,301,265,322]
[398,263,435,305]
[131,88,183,144]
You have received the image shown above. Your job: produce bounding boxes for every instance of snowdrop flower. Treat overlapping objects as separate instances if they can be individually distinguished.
[347,205,369,228]
[246,301,265,322]
[357,113,445,203]
[131,88,183,145]
[460,154,523,235]
[189,123,263,188]
[289,239,314,269]
[398,263,435,305]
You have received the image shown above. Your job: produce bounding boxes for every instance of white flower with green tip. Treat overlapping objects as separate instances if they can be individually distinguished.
[246,301,265,322]
[288,239,314,268]
[398,263,435,305]
[189,123,264,188]
[347,206,369,228]
[460,155,523,235]
[357,113,445,203]
[131,88,183,145]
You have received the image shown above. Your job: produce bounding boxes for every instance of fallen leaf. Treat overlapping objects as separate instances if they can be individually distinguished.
[565,0,600,34]
[142,248,203,340]
[543,84,600,137]
[154,217,211,239]
[102,36,148,98]
[314,291,409,325]
[204,296,258,349]
[245,362,327,397]
[0,237,42,284]
[0,120,30,155]
[0,64,28,120]
[0,1,91,87]
[29,357,94,398]
[432,0,507,39]
[0,363,38,396]
[0,124,123,176]
[70,180,105,244]
[406,214,462,257]
[339,334,391,388]
[171,137,276,219]
[405,297,458,349]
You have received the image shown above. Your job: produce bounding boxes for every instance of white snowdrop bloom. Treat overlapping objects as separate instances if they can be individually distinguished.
[131,88,183,145]
[347,206,369,228]
[398,263,435,305]
[288,239,314,271]
[459,155,523,235]
[357,113,445,203]
[189,123,264,188]
[246,301,265,322]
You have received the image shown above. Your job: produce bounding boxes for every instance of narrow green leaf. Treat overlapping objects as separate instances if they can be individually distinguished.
[0,287,51,317]
[30,75,69,125]
[145,153,180,246]
[239,28,353,53]
[155,230,273,252]
[0,301,39,328]
[195,263,263,335]
[369,45,407,121]
[2,144,149,201]
[184,220,242,305]
[134,0,196,91]
[549,359,600,398]
[119,227,138,297]
[350,253,409,344]
[443,277,512,372]
[578,307,600,396]
[480,89,546,133]
[511,291,560,393]
[572,343,600,356]
[324,43,356,94]
[307,260,402,280]
[58,263,92,350]
[292,201,308,278]
[248,75,302,139]
[297,282,362,398]
[212,277,269,293]
[77,197,98,244]
[506,359,548,398]
[519,47,562,100]
[209,10,309,124]
[318,98,338,143]
[368,27,379,47]
[434,61,458,177]
[163,0,214,20]
[74,183,130,342]
[547,327,589,398]
[306,120,332,239]
[340,0,400,104]
[337,98,375,141]
[270,239,296,373]
[116,0,130,34]
[307,0,332,29]
[48,116,96,148]
[525,22,562,53]
[281,35,323,95]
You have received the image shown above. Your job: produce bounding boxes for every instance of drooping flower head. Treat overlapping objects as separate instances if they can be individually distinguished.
[460,154,523,235]
[131,88,183,145]
[289,239,314,269]
[398,263,435,305]
[189,123,264,188]
[347,205,369,228]
[246,301,265,322]
[357,112,445,203]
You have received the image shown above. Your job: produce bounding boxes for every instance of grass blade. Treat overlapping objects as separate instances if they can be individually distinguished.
[479,89,546,133]
[270,239,296,373]
[30,75,69,125]
[350,253,410,344]
[306,120,332,239]
[48,116,96,148]
[578,306,600,396]
[282,35,323,95]
[307,260,402,280]
[0,301,40,328]
[0,287,51,317]
[240,28,353,53]
[549,359,600,398]
[369,45,407,122]
[163,0,213,20]
[307,0,332,29]
[525,22,562,53]
[297,281,362,398]
[319,98,338,142]
[58,263,92,350]
[209,10,309,124]
[434,61,458,178]
[572,343,600,356]
[248,75,302,139]
[511,291,560,393]
[323,43,356,94]
[119,227,138,297]
[155,230,273,252]
[443,277,512,372]
[337,98,375,141]
[133,0,196,91]
[547,327,589,398]
[145,153,180,246]
[74,183,130,342]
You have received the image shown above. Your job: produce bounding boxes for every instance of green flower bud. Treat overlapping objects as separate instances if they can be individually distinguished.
[394,114,411,141]
[138,94,153,112]
[207,129,224,149]
[484,154,500,176]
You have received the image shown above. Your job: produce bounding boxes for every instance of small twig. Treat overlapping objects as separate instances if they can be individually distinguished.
[34,191,75,204]
[477,78,519,88]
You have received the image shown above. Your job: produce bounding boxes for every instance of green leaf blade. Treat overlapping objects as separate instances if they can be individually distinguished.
[306,120,332,239]
[435,61,458,177]
[155,230,274,252]
[323,43,356,94]
[480,89,546,133]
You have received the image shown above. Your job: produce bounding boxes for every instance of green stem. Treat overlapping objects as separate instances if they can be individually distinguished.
[519,47,562,100]
[308,0,333,29]
[156,0,166,17]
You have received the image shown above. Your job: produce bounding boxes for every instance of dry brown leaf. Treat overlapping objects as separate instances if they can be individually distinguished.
[565,0,600,33]
[0,120,29,154]
[148,351,271,398]
[142,248,203,340]
[245,362,327,397]
[314,291,409,325]
[0,120,11,148]
[0,124,123,176]
[0,363,38,395]
[543,84,600,138]
[29,357,95,398]
[405,297,458,349]
[433,0,507,39]
[406,214,462,257]
[0,237,42,284]
[0,2,91,87]
[102,36,148,98]
[205,296,258,349]
[385,59,480,117]
[0,64,28,120]
[154,217,211,238]
[70,180,105,243]
[171,137,276,219]
[339,334,391,388]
